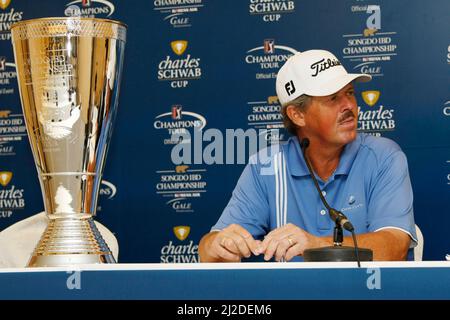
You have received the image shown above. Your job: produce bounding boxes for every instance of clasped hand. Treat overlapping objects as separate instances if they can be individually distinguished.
[211,223,320,262]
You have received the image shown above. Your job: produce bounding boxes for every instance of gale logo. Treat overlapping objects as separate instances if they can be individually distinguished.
[173,226,190,241]
[65,0,115,18]
[166,197,193,213]
[154,0,203,28]
[0,171,12,186]
[361,90,380,107]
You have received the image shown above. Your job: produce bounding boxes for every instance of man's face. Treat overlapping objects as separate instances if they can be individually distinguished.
[301,83,358,147]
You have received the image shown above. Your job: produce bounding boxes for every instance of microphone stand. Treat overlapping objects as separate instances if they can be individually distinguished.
[300,138,373,266]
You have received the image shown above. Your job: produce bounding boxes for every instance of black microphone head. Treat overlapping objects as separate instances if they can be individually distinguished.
[300,138,310,150]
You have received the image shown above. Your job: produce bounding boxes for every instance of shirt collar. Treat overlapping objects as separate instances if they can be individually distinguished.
[287,134,362,177]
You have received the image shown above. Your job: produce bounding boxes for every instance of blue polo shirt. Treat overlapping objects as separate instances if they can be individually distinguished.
[212,133,417,260]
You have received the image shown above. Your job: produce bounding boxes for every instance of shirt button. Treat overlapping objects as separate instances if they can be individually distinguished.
[320,210,326,216]
[322,191,327,196]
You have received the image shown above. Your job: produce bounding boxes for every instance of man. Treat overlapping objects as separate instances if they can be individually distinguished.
[199,49,417,262]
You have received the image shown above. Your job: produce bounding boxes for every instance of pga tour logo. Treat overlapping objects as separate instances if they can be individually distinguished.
[65,0,115,17]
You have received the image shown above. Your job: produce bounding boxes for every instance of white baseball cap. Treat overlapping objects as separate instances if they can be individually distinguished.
[276,49,372,105]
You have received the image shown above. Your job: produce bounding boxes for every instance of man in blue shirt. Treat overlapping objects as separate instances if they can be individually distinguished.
[199,49,417,262]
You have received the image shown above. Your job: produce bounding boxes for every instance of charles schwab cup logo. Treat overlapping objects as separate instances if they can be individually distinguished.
[0,57,17,95]
[0,0,24,41]
[154,105,206,145]
[245,39,297,80]
[247,96,285,144]
[160,226,199,263]
[65,0,115,18]
[249,0,295,22]
[343,4,397,77]
[358,90,395,136]
[158,40,202,88]
[0,171,25,218]
[154,0,204,28]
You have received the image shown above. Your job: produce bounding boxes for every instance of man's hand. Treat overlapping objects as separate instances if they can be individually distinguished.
[199,224,262,262]
[260,223,327,261]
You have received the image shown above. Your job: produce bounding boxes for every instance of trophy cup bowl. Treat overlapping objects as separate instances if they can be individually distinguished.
[10,17,127,267]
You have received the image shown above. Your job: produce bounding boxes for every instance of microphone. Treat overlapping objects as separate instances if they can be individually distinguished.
[301,138,354,232]
[300,137,373,266]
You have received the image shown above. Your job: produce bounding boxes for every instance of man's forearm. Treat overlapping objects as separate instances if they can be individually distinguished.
[316,229,411,261]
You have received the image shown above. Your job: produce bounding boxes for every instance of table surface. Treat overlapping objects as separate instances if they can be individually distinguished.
[1,261,449,300]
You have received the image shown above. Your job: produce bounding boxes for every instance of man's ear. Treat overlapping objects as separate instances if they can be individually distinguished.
[286,105,306,127]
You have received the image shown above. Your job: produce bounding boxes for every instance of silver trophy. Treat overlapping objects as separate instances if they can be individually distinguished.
[11,18,126,267]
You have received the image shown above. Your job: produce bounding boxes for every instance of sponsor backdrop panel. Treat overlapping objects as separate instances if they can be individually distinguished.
[0,0,449,262]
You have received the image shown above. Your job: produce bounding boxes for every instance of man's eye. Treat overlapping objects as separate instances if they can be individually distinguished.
[348,90,355,96]
[330,95,337,101]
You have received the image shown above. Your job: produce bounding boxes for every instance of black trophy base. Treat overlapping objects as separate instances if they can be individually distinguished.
[303,246,373,262]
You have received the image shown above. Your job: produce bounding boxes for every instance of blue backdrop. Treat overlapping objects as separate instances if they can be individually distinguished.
[0,0,449,262]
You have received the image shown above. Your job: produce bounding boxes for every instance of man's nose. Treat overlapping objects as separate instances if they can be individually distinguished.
[340,94,356,112]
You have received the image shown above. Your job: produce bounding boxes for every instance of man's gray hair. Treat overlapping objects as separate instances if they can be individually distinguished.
[280,94,312,135]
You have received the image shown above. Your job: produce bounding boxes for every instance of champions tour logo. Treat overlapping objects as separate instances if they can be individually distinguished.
[358,90,395,136]
[249,0,295,22]
[245,39,297,80]
[0,171,24,218]
[343,4,398,77]
[65,0,115,18]
[0,0,24,41]
[0,57,16,95]
[154,0,204,28]
[158,40,202,88]
[154,105,206,145]
[160,226,199,263]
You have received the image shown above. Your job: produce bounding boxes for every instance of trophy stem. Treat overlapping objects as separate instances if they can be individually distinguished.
[27,217,116,267]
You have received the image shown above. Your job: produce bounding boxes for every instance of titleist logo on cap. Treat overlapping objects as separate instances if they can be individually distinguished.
[310,58,342,77]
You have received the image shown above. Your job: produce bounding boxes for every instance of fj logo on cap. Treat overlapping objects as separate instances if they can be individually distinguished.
[285,80,296,96]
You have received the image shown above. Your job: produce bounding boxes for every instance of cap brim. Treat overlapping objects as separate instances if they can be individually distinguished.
[305,73,372,97]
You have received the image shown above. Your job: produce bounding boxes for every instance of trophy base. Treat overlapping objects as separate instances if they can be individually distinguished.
[27,217,116,267]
